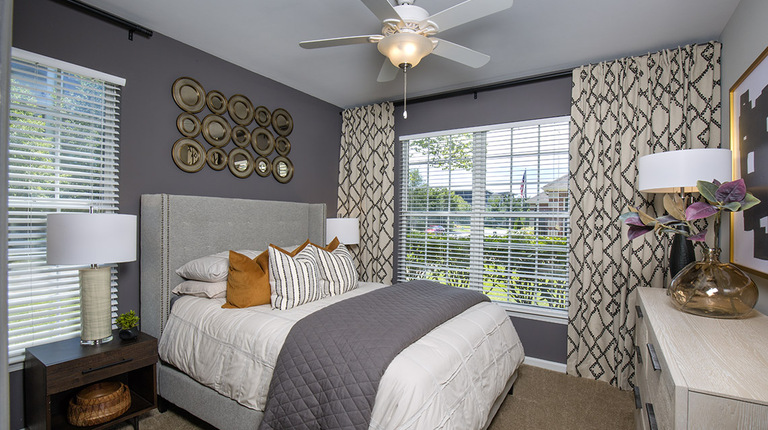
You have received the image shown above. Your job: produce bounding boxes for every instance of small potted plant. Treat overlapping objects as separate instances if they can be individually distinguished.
[116,310,139,341]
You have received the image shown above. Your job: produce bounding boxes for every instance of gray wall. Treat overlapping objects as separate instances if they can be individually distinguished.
[10,0,342,427]
[393,76,573,364]
[720,0,768,315]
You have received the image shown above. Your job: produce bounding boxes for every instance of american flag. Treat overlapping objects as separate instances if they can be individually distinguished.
[520,170,527,196]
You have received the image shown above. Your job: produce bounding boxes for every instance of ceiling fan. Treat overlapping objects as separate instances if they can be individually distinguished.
[299,0,515,83]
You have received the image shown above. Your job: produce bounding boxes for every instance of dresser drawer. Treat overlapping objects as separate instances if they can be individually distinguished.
[636,300,676,430]
[46,338,157,394]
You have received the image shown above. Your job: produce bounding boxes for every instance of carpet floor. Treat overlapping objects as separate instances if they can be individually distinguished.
[116,364,635,430]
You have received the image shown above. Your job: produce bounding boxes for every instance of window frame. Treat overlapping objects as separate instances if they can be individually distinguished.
[397,116,570,322]
[6,49,125,370]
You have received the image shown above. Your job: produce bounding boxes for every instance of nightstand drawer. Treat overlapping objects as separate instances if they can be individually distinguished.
[45,337,157,395]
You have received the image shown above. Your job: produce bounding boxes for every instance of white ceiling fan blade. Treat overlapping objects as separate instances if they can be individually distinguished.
[431,38,490,68]
[300,35,379,49]
[360,0,402,23]
[421,0,514,33]
[377,59,400,82]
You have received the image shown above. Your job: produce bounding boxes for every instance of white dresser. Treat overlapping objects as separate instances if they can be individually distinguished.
[634,288,768,430]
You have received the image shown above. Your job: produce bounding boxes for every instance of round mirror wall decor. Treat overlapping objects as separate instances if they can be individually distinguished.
[228,148,254,178]
[206,90,228,115]
[172,77,206,113]
[176,113,201,138]
[255,157,272,177]
[272,156,294,183]
[171,77,296,182]
[206,148,228,170]
[172,138,206,173]
[251,127,275,156]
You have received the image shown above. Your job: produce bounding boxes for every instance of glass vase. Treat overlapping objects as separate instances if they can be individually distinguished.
[668,248,758,318]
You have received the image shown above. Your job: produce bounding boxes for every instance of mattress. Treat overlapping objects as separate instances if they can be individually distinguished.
[158,282,524,429]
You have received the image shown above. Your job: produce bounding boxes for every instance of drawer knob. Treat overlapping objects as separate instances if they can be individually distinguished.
[636,305,643,319]
[635,345,643,365]
[646,403,658,430]
[82,358,133,374]
[647,343,661,371]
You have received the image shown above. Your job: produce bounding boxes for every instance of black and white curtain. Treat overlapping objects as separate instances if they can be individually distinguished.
[567,42,722,389]
[337,102,395,284]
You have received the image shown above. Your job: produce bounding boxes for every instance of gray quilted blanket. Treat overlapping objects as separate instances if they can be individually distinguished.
[258,280,490,430]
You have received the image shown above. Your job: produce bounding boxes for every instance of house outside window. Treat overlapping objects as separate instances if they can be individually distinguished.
[6,49,124,368]
[397,116,570,319]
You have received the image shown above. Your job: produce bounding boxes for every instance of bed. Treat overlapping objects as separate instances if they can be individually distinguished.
[140,193,524,429]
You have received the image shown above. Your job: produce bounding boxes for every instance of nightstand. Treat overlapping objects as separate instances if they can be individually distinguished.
[24,330,158,430]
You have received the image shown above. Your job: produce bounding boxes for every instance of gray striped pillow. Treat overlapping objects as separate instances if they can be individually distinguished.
[268,245,320,310]
[313,243,358,296]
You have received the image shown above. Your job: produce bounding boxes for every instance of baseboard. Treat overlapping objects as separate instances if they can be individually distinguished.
[523,356,566,373]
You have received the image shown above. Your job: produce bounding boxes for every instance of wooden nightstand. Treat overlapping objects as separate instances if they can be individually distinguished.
[24,331,158,430]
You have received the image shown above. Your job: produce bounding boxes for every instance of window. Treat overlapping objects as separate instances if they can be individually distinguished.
[397,117,570,318]
[7,49,124,368]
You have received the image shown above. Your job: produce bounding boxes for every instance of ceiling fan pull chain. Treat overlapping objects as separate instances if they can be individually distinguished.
[403,64,408,119]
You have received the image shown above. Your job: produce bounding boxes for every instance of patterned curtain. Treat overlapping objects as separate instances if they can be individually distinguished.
[338,102,395,284]
[567,42,721,389]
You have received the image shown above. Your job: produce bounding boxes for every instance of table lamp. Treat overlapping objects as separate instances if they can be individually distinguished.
[46,213,137,345]
[637,148,731,277]
[326,218,360,246]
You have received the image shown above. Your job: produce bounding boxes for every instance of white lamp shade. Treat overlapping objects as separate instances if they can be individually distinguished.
[638,148,732,193]
[47,213,137,265]
[377,32,434,68]
[326,218,360,245]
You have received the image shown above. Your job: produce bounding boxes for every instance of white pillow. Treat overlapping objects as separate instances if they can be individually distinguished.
[176,249,261,282]
[268,245,320,310]
[312,243,358,296]
[172,280,227,299]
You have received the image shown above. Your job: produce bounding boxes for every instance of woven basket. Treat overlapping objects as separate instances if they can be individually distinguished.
[67,381,131,427]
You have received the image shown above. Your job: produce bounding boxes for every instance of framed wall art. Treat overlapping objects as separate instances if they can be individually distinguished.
[729,45,768,276]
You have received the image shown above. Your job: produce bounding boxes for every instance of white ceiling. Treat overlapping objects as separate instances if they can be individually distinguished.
[83,0,740,108]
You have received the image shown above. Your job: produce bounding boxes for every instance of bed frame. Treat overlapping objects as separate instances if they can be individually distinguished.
[140,193,515,429]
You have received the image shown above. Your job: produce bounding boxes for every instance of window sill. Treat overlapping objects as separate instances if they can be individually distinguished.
[498,302,568,325]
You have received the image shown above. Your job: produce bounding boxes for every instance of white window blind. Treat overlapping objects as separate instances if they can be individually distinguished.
[7,52,123,367]
[398,117,570,316]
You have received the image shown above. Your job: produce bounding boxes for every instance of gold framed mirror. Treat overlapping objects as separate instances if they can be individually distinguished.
[275,137,291,156]
[251,127,275,156]
[255,156,272,177]
[172,77,206,113]
[172,138,206,173]
[271,108,293,136]
[228,148,254,178]
[272,156,294,183]
[176,112,201,138]
[206,90,228,115]
[231,125,251,147]
[228,94,254,126]
[201,115,232,147]
[206,147,228,170]
[254,106,271,127]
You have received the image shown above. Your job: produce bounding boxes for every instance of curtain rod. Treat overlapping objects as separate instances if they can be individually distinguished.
[57,0,153,40]
[393,68,572,107]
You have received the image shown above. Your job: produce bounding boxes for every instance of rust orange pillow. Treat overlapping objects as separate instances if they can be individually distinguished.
[222,250,271,309]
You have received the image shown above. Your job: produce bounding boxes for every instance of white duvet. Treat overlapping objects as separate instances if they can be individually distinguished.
[158,282,524,429]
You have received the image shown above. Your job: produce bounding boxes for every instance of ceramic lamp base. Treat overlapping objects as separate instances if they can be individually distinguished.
[79,267,113,345]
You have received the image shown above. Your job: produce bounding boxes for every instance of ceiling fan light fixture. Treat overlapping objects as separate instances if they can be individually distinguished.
[377,32,433,68]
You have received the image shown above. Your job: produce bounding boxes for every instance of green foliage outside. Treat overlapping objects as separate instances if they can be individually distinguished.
[409,133,473,171]
[401,230,568,309]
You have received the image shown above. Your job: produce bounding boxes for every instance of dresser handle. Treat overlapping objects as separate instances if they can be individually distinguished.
[633,386,642,409]
[646,403,658,430]
[82,358,133,374]
[636,305,643,318]
[647,344,661,371]
[635,345,643,364]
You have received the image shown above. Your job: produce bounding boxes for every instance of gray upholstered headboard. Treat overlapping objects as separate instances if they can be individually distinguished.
[140,194,326,338]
